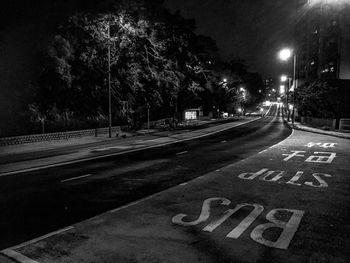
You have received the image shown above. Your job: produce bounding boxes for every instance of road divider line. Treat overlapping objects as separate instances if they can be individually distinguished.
[176,151,188,155]
[1,249,39,263]
[5,226,74,251]
[0,117,262,177]
[61,174,92,183]
[258,126,294,155]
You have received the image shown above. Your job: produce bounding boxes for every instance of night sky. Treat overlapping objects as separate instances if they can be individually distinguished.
[164,0,300,78]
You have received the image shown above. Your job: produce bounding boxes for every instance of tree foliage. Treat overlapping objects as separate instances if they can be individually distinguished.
[296,80,350,119]
[28,0,265,132]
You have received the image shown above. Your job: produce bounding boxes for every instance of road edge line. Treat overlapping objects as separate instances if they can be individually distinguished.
[1,249,39,263]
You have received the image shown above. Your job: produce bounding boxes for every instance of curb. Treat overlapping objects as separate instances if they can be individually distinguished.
[284,121,350,140]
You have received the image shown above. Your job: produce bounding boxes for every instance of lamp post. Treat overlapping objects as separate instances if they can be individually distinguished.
[278,48,297,124]
[107,19,112,138]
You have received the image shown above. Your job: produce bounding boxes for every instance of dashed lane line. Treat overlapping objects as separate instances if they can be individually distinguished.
[60,174,92,183]
[176,151,188,155]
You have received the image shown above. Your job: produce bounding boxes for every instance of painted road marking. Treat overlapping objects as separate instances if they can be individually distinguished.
[1,249,39,263]
[1,226,74,263]
[237,168,332,188]
[305,152,336,163]
[282,150,305,161]
[176,151,188,155]
[61,174,92,183]
[94,145,132,151]
[172,197,231,226]
[305,142,337,148]
[282,151,336,163]
[250,208,304,249]
[172,198,304,250]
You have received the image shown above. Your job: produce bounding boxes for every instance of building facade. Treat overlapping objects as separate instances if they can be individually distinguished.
[295,0,350,81]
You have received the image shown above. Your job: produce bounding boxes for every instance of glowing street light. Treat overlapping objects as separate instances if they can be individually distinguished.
[278,48,292,61]
[278,48,297,124]
[281,75,288,82]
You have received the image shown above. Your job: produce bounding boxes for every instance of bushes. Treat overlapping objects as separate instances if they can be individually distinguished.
[296,79,350,119]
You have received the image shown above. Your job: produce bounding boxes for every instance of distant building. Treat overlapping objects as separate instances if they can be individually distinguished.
[295,1,350,81]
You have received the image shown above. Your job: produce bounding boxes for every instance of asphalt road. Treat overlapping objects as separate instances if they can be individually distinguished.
[0,104,291,250]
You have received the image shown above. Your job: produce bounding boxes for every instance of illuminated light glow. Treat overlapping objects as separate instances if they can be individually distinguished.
[280,85,285,94]
[237,108,242,113]
[263,101,271,106]
[281,75,287,82]
[309,0,350,4]
[278,48,292,61]
[289,104,294,110]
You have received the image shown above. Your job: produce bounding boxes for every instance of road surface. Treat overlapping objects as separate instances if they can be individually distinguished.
[0,104,291,249]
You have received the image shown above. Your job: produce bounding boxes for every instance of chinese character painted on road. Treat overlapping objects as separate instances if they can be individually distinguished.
[305,152,336,164]
[305,142,337,148]
[282,151,306,161]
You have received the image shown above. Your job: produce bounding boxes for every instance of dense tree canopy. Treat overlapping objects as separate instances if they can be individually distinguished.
[1,0,266,136]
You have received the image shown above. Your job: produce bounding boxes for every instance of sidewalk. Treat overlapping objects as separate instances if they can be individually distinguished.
[0,117,259,175]
[288,121,350,139]
[1,126,349,263]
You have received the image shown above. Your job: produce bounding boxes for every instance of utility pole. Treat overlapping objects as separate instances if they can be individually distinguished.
[292,54,297,125]
[108,18,112,138]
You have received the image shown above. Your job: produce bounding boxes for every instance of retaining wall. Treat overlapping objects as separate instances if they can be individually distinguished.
[300,117,336,130]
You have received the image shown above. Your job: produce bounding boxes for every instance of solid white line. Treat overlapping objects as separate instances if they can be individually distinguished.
[7,226,74,251]
[0,117,262,177]
[110,195,155,213]
[61,174,92,183]
[176,151,188,155]
[1,249,39,263]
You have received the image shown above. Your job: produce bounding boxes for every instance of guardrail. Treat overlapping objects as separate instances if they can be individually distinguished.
[339,119,350,132]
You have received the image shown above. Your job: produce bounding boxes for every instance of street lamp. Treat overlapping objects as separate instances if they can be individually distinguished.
[278,48,292,61]
[107,19,113,138]
[281,75,288,82]
[278,48,297,125]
